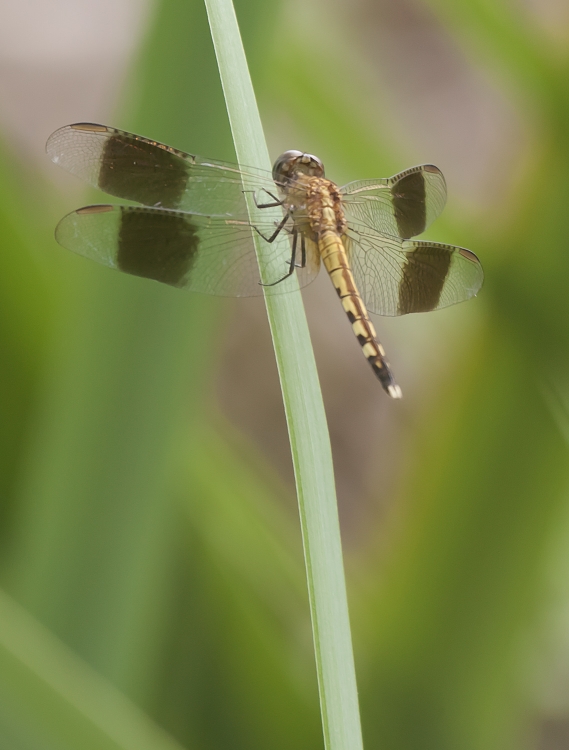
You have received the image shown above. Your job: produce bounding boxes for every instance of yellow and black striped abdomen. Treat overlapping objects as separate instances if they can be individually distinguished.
[319,231,402,399]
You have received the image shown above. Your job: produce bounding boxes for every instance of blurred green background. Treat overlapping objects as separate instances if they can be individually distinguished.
[1,0,569,748]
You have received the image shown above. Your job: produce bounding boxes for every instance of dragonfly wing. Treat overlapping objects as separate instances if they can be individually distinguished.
[55,205,320,297]
[47,123,280,216]
[344,224,483,316]
[341,165,447,238]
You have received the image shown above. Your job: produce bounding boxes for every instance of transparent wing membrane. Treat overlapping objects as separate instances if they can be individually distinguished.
[47,123,280,217]
[55,205,320,297]
[48,123,481,320]
[344,224,483,316]
[341,165,447,238]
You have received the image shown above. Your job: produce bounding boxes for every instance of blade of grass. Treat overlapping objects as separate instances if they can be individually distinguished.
[10,0,227,708]
[203,3,364,750]
[0,587,186,750]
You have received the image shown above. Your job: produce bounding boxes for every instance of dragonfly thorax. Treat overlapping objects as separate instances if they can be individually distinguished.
[272,150,325,185]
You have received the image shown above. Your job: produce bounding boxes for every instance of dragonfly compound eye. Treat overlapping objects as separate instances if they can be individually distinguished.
[272,150,325,183]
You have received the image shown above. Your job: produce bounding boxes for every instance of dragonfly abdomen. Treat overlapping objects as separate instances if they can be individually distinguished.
[319,231,402,399]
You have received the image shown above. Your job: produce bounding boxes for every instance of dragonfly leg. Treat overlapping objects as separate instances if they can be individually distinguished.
[253,211,290,243]
[295,234,306,268]
[259,230,298,287]
[243,189,284,209]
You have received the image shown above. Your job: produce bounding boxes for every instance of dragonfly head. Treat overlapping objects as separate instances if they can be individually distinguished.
[272,150,325,185]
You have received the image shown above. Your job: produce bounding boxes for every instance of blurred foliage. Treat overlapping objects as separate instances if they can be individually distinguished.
[1,0,569,750]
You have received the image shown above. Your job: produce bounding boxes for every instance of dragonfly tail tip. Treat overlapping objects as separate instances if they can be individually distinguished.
[387,384,403,399]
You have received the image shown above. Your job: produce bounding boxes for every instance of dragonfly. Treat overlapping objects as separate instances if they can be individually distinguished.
[46,123,483,398]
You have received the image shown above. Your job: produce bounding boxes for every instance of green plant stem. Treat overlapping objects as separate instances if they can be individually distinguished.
[203,2,364,750]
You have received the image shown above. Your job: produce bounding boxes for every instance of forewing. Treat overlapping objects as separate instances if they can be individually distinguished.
[344,224,483,316]
[55,205,320,297]
[341,165,447,238]
[47,123,280,217]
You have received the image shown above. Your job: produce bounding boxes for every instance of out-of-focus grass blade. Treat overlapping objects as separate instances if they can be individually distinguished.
[267,38,399,180]
[426,0,554,96]
[425,0,566,102]
[123,0,235,159]
[149,419,323,750]
[347,7,569,750]
[0,587,186,750]
[7,3,326,750]
[357,325,569,750]
[9,0,241,705]
[0,140,54,547]
[180,419,307,604]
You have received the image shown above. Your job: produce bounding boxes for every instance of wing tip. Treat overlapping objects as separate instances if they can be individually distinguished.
[46,122,109,158]
[458,247,480,264]
[423,164,443,175]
